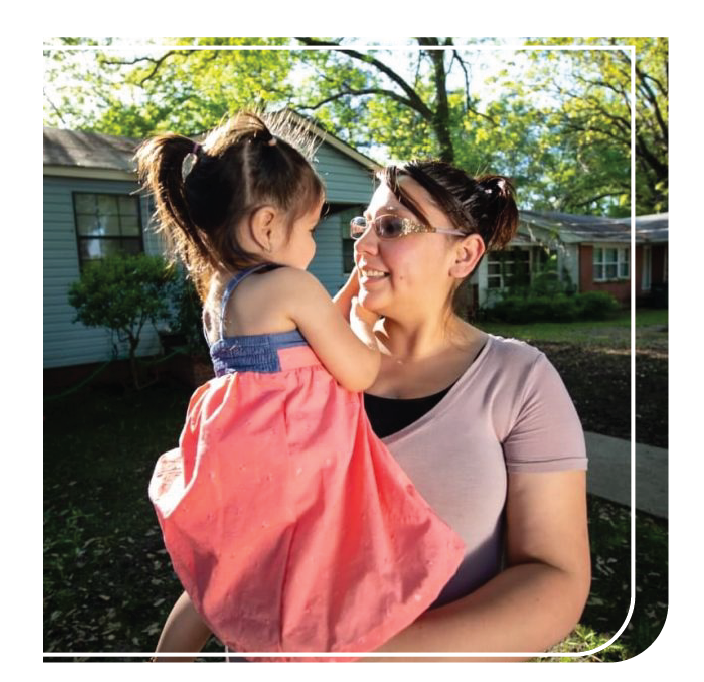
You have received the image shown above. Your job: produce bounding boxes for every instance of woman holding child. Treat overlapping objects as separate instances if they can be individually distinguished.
[142,110,590,662]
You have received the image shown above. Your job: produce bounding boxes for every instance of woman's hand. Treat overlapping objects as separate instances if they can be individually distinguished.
[332,267,360,320]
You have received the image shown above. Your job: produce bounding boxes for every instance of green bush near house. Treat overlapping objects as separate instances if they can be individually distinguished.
[161,271,210,360]
[483,290,621,324]
[68,253,177,388]
[575,291,622,320]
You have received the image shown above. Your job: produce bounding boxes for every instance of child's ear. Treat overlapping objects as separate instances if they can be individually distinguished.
[448,234,486,279]
[248,206,282,253]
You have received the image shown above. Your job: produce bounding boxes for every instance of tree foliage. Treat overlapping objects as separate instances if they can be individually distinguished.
[514,37,668,214]
[44,37,667,215]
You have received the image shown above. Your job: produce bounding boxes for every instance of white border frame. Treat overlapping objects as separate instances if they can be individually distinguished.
[42,39,639,661]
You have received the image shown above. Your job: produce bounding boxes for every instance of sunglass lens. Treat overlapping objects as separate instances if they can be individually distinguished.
[378,216,404,238]
[350,217,367,239]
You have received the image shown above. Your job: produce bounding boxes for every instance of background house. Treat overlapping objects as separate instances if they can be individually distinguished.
[43,119,379,373]
[471,210,669,309]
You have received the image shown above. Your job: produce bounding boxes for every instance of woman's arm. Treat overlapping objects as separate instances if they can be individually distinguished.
[151,590,212,662]
[359,470,591,662]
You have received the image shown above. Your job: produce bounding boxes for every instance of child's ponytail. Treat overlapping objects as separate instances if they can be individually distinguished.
[135,110,324,300]
[135,133,222,297]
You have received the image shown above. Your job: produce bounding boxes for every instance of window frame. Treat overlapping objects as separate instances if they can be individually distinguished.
[592,244,630,282]
[487,246,534,290]
[72,191,145,268]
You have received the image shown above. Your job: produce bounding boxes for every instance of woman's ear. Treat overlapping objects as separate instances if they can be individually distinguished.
[248,206,283,253]
[449,234,486,279]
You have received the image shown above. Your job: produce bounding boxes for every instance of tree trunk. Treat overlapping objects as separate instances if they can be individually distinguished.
[425,45,454,164]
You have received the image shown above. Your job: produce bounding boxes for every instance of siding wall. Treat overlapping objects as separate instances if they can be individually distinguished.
[312,143,377,203]
[309,212,346,294]
[43,176,163,368]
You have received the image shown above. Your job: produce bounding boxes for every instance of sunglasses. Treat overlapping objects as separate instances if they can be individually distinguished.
[350,215,467,240]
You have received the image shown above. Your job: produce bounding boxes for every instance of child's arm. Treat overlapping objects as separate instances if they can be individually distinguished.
[275,267,381,392]
[152,590,212,662]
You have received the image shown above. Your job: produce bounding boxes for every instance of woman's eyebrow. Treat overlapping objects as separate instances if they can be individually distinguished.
[366,206,401,218]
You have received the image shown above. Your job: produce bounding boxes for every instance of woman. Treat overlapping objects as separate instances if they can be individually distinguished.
[333,160,590,661]
[154,159,590,662]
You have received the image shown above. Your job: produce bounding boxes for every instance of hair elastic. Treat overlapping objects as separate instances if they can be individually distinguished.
[181,141,200,181]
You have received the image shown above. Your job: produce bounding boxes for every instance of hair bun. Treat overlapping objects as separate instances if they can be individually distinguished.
[479,176,508,197]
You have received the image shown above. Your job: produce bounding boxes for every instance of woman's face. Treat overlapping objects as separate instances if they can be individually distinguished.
[354,178,461,321]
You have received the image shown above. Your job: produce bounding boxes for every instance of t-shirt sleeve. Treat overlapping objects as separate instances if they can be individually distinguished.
[503,351,588,473]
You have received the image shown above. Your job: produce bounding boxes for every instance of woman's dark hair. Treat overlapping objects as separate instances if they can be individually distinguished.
[379,160,519,314]
[135,110,324,299]
[380,160,518,250]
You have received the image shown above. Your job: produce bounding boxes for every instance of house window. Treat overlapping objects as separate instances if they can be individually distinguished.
[487,248,531,290]
[593,246,629,281]
[73,192,143,266]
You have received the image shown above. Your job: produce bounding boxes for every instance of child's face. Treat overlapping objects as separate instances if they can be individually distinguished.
[273,195,325,270]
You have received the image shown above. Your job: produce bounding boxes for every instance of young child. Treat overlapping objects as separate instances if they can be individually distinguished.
[136,110,465,660]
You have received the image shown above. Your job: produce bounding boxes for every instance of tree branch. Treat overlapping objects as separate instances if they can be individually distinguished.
[636,133,668,180]
[635,65,668,143]
[102,50,192,86]
[295,37,434,120]
[562,122,630,146]
[571,191,629,209]
[452,50,472,112]
[297,87,415,112]
[43,88,69,126]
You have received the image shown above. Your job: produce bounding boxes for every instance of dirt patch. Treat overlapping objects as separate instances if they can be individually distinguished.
[534,341,667,448]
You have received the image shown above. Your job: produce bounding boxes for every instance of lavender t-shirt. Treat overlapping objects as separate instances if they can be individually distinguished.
[379,334,587,608]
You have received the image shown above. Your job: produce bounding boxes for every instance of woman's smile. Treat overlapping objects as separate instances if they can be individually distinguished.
[358,261,390,285]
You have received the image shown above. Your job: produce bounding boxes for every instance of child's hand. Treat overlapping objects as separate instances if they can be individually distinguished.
[351,296,379,328]
[333,267,361,319]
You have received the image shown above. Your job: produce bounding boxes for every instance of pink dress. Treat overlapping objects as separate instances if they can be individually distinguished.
[148,264,465,659]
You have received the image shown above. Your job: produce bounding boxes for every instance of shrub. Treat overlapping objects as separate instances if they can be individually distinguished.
[575,291,621,320]
[68,254,177,387]
[162,272,210,359]
[483,290,619,324]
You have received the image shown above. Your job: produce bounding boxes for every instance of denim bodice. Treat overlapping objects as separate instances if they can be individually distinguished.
[207,264,308,376]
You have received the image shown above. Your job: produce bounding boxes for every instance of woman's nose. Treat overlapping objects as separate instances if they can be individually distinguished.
[353,225,379,256]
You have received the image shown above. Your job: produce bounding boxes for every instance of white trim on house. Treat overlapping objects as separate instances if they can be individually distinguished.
[44,166,136,182]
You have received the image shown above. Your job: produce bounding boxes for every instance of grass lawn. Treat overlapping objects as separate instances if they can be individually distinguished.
[43,315,668,661]
[478,309,668,350]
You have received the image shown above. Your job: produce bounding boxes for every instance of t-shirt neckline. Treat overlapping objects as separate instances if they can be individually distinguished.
[379,334,494,445]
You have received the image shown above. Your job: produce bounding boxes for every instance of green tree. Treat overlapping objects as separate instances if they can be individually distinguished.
[68,254,177,388]
[44,38,667,215]
[514,37,668,214]
[44,37,296,137]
